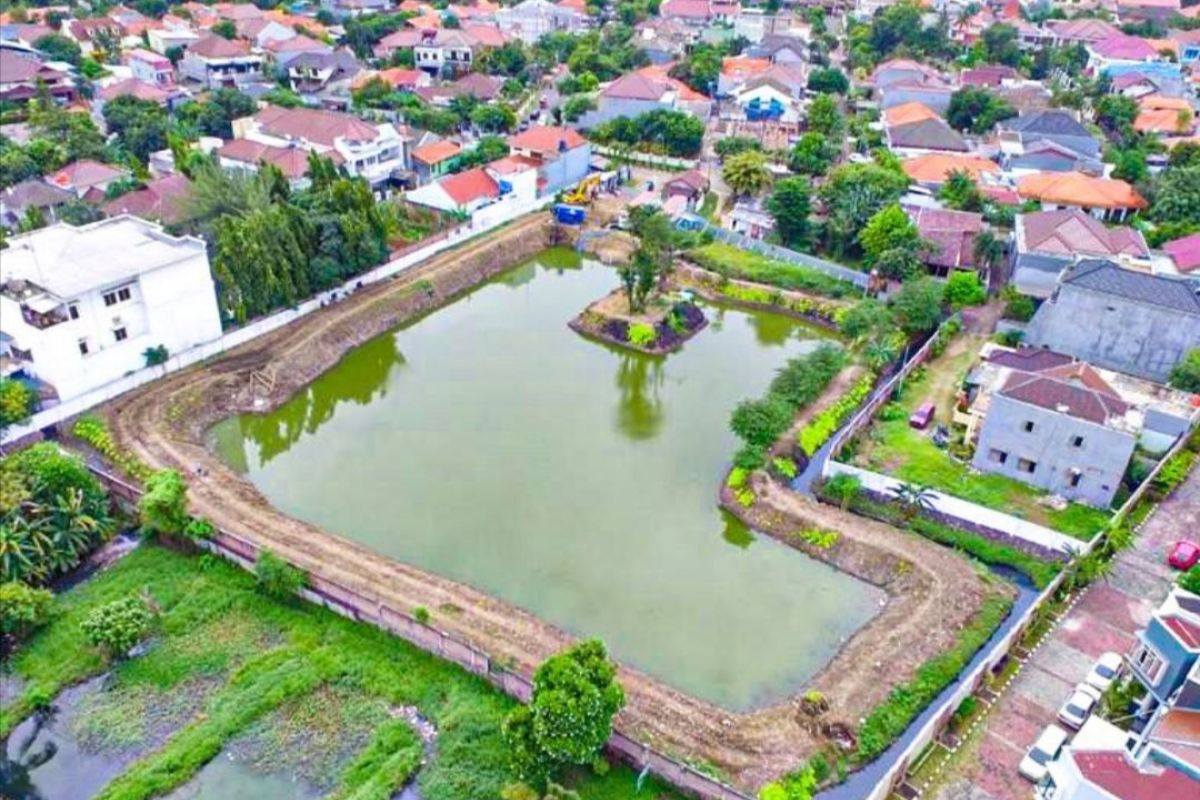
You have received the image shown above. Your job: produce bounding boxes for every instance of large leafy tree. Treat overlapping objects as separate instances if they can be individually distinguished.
[806,93,844,138]
[980,24,1021,67]
[947,87,1015,134]
[938,170,983,211]
[722,150,772,197]
[788,132,833,176]
[591,109,705,157]
[103,95,170,162]
[807,67,848,95]
[1152,166,1200,224]
[891,277,944,333]
[1169,349,1200,393]
[34,33,82,66]
[819,164,909,255]
[0,379,35,438]
[767,177,811,247]
[501,640,625,785]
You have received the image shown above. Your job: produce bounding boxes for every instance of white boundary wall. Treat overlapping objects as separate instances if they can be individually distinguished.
[2,195,555,445]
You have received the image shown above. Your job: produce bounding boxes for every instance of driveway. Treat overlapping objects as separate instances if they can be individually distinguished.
[932,465,1196,800]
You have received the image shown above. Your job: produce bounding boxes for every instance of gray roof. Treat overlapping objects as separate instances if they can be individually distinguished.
[889,118,968,152]
[1,179,73,211]
[1144,408,1191,437]
[1002,110,1091,138]
[1064,259,1200,316]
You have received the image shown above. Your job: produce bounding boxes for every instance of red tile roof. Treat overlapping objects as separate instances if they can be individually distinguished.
[438,167,499,206]
[188,34,251,59]
[252,105,381,146]
[102,173,191,223]
[1163,614,1200,649]
[1017,172,1148,210]
[218,139,336,179]
[97,78,172,104]
[1072,750,1197,800]
[1000,363,1128,425]
[47,160,127,189]
[1091,33,1160,61]
[507,125,586,154]
[1019,209,1149,259]
[411,140,461,166]
[1164,233,1200,273]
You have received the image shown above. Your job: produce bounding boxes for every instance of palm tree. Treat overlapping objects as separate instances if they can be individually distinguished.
[722,151,772,198]
[824,473,862,511]
[973,229,1005,284]
[888,482,936,522]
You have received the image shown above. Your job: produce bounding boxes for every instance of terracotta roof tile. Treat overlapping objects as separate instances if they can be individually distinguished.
[411,140,461,165]
[901,153,998,184]
[883,101,941,127]
[1017,172,1147,210]
[507,125,586,154]
[438,166,499,205]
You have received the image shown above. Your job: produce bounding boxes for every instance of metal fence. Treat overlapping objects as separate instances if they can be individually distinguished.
[88,467,753,800]
[703,226,870,289]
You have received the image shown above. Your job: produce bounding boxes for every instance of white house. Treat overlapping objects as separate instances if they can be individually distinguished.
[405,155,538,215]
[230,105,409,188]
[495,0,587,44]
[179,34,264,89]
[0,216,223,404]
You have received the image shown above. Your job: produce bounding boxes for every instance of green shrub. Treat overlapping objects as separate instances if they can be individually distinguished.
[855,593,1012,762]
[943,271,986,308]
[731,396,794,449]
[73,415,153,482]
[768,345,847,408]
[139,469,190,537]
[727,467,750,489]
[626,323,656,347]
[0,377,36,436]
[1001,287,1036,322]
[689,243,856,299]
[772,457,798,480]
[736,487,756,507]
[81,596,152,659]
[797,528,839,549]
[733,444,767,470]
[1180,566,1200,595]
[0,581,54,638]
[413,606,430,624]
[183,516,216,540]
[797,373,875,456]
[255,551,308,600]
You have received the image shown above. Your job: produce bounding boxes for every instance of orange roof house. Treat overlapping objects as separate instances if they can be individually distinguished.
[411,139,461,167]
[1135,108,1194,135]
[901,153,999,185]
[883,101,941,127]
[1017,172,1147,219]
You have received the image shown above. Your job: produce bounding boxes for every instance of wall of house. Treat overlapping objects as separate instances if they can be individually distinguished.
[537,143,591,195]
[575,96,663,129]
[1132,619,1199,703]
[1024,285,1200,383]
[970,393,1134,507]
[880,87,953,114]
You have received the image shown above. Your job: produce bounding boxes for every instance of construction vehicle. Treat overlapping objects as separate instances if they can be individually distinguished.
[562,174,601,206]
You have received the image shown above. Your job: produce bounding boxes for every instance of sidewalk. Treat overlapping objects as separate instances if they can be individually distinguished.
[931,465,1197,800]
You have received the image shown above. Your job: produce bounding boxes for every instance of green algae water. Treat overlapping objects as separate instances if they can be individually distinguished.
[212,250,881,710]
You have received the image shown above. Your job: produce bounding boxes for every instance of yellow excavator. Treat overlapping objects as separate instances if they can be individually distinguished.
[562,174,601,206]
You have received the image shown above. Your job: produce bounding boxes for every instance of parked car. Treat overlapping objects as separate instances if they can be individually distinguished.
[1057,684,1101,730]
[909,401,936,430]
[1168,540,1200,571]
[1084,652,1124,693]
[1019,724,1070,783]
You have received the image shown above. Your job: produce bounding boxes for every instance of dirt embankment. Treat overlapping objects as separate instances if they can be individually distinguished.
[103,216,998,790]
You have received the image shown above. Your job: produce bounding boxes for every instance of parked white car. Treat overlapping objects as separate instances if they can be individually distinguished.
[1084,652,1124,693]
[1019,724,1070,783]
[1057,684,1102,730]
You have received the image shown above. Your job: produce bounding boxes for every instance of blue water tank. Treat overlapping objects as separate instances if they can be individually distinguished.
[553,204,586,225]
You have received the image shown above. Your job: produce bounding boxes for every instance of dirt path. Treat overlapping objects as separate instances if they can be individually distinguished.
[103,216,994,790]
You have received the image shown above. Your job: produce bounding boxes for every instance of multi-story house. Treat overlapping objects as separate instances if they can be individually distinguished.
[179,34,263,88]
[1011,209,1152,298]
[494,0,587,44]
[128,48,176,88]
[230,105,409,189]
[1023,260,1200,384]
[0,216,223,403]
[505,125,590,195]
[965,344,1195,507]
[0,49,75,105]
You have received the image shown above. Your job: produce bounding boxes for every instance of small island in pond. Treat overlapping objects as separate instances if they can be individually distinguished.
[570,287,707,355]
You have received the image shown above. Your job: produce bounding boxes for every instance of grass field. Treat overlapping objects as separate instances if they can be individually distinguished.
[687,242,859,300]
[852,338,1110,541]
[0,545,683,800]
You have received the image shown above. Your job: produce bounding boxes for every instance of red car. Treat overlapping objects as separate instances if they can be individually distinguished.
[909,401,936,430]
[1169,540,1200,571]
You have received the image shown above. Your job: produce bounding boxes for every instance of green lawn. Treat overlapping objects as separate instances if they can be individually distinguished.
[687,242,859,299]
[0,546,683,800]
[853,343,1110,541]
[698,191,719,221]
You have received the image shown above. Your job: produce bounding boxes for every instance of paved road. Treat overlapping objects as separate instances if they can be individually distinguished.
[933,465,1197,800]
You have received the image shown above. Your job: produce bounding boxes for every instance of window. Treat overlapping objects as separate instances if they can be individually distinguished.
[1017,458,1037,474]
[1023,420,1035,433]
[988,449,1008,465]
[1068,472,1082,488]
[1132,643,1165,684]
[68,304,80,320]
[78,338,90,356]
[1071,435,1084,448]
[103,286,132,306]
[113,327,128,342]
